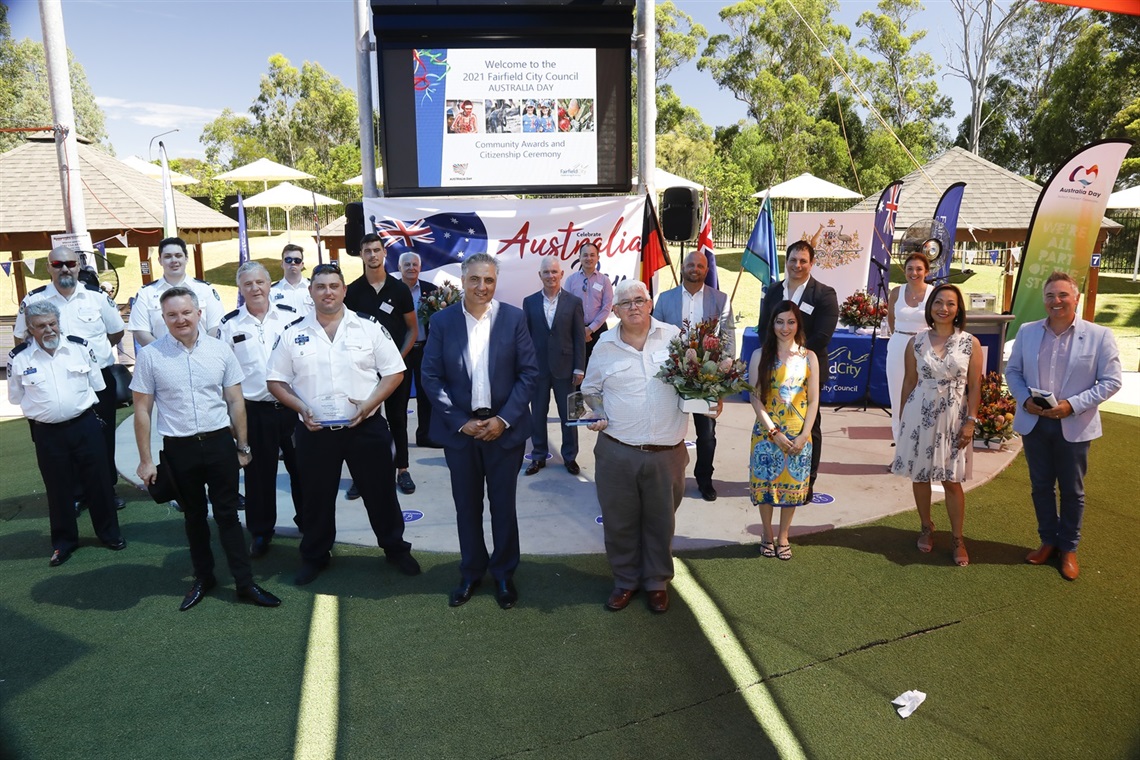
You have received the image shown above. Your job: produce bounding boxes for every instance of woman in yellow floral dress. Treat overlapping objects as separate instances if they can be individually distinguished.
[748,301,820,560]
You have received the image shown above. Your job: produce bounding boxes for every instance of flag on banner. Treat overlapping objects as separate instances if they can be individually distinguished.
[641,194,671,296]
[236,192,250,307]
[696,190,718,288]
[741,192,779,286]
[26,258,36,274]
[158,142,178,238]
[868,181,903,295]
[931,182,967,283]
[1,262,10,276]
[1010,139,1133,335]
[94,241,106,270]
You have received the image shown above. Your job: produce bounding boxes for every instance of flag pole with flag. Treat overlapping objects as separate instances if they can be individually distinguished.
[312,190,325,265]
[158,141,178,238]
[640,194,673,296]
[867,180,903,296]
[696,189,718,288]
[732,190,780,303]
[236,191,250,306]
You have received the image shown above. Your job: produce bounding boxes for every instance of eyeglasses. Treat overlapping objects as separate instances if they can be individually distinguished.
[49,260,78,269]
[284,257,303,265]
[312,263,341,276]
[615,298,649,310]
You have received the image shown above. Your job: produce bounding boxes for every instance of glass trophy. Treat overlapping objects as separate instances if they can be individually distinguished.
[312,393,355,426]
[567,391,606,427]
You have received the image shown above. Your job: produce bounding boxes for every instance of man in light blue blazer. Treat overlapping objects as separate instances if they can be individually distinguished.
[655,251,735,501]
[1005,271,1121,581]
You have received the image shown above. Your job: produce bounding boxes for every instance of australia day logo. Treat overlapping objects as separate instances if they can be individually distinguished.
[1061,164,1103,199]
[452,163,468,176]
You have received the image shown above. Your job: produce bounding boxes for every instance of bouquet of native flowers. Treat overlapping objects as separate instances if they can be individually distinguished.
[974,371,1016,446]
[417,281,462,322]
[839,289,888,330]
[655,316,751,414]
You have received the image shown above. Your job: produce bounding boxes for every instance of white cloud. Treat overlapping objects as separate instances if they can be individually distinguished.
[95,97,233,129]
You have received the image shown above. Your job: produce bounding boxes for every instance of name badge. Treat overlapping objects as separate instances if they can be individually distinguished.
[379,302,394,314]
[591,282,604,292]
[801,302,815,315]
[651,349,669,364]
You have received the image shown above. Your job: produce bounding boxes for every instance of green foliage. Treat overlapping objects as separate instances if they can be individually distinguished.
[655,1,707,83]
[695,153,755,221]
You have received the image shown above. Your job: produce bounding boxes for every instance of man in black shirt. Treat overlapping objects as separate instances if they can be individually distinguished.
[344,234,419,495]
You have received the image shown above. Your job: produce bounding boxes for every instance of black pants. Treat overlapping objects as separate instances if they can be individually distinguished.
[293,414,411,564]
[32,409,121,553]
[385,374,411,470]
[93,366,118,481]
[164,429,253,587]
[693,413,716,488]
[406,342,434,441]
[444,437,525,583]
[243,400,302,538]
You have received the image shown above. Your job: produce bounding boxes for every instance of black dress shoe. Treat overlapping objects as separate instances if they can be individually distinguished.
[249,535,271,559]
[386,552,422,576]
[103,537,127,551]
[114,496,126,510]
[294,560,328,586]
[237,583,282,607]
[345,482,360,500]
[448,579,482,607]
[565,460,581,476]
[49,549,72,567]
[495,579,518,610]
[180,576,217,611]
[397,471,416,494]
[524,458,545,476]
[699,484,718,501]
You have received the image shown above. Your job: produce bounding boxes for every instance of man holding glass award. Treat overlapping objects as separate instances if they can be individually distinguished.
[267,264,421,586]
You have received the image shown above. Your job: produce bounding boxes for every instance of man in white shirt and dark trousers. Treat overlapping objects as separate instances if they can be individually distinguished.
[218,262,303,559]
[131,287,280,611]
[270,243,314,317]
[8,301,126,567]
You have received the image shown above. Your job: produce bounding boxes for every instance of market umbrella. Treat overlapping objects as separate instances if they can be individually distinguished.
[752,172,864,210]
[343,168,384,187]
[120,155,199,186]
[236,182,342,241]
[654,168,706,191]
[215,158,317,234]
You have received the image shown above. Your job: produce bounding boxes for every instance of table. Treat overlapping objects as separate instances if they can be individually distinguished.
[739,327,890,406]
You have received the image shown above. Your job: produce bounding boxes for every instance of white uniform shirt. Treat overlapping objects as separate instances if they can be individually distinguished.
[581,318,687,446]
[130,333,244,438]
[15,283,124,368]
[218,304,299,402]
[266,309,406,421]
[127,276,224,340]
[270,277,314,317]
[7,337,105,423]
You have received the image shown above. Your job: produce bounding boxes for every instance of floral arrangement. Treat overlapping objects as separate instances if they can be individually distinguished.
[655,317,751,402]
[975,372,1016,442]
[839,289,888,329]
[417,281,462,322]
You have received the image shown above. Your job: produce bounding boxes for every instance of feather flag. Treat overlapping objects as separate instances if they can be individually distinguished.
[868,181,903,295]
[741,192,779,286]
[158,141,178,238]
[696,190,718,288]
[640,195,671,296]
[236,191,250,307]
[930,182,967,284]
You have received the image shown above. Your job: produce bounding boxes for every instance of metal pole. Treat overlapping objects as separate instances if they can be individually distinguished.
[636,0,656,196]
[355,0,380,198]
[39,0,87,236]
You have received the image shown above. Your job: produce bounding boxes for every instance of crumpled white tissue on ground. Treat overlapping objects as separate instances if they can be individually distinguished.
[891,690,927,718]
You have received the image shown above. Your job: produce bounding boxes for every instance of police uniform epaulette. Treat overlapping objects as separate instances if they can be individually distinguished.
[28,284,47,296]
[355,310,378,323]
[220,309,240,324]
[275,303,297,313]
[193,277,212,285]
[286,316,305,328]
[144,279,162,288]
[83,280,101,292]
[8,342,29,359]
[271,279,282,287]
[66,335,89,346]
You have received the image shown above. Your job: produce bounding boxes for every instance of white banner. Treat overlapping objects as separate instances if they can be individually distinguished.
[787,212,876,305]
[361,196,646,307]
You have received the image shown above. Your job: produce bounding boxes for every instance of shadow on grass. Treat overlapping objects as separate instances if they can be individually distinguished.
[30,557,193,612]
[795,524,1029,566]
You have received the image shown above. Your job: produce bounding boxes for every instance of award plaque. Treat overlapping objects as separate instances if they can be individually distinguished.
[567,391,607,427]
[312,393,356,426]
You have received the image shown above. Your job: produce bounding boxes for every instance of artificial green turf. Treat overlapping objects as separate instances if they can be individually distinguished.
[1,414,1138,759]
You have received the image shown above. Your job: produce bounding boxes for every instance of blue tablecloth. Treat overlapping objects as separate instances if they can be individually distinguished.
[739,327,890,406]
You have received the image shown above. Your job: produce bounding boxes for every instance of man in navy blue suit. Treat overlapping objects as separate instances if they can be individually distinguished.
[421,253,539,609]
[523,258,586,476]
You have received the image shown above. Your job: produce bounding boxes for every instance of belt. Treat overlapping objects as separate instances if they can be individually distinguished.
[166,427,230,443]
[31,408,93,428]
[603,433,682,453]
[248,399,286,410]
[472,408,494,419]
[414,340,427,346]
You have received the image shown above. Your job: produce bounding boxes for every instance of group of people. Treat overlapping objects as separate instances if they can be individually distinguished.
[9,233,1122,616]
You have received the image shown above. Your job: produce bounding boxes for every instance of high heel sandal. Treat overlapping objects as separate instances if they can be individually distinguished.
[917,523,935,553]
[952,536,969,567]
[759,540,776,558]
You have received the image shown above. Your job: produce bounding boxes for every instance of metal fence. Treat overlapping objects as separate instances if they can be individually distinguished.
[1104,210,1139,274]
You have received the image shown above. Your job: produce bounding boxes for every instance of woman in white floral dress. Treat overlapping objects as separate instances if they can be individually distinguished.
[891,284,983,566]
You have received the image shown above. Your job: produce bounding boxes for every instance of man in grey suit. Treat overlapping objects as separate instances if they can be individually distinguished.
[655,251,734,501]
[1005,271,1121,581]
[523,258,586,476]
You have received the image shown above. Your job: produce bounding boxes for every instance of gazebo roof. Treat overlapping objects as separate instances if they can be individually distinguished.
[0,136,237,251]
[846,146,1121,242]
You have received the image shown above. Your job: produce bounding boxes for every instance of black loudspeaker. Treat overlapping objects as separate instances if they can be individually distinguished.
[661,186,699,242]
[345,202,364,256]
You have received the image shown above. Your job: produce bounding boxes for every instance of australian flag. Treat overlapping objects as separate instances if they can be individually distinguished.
[369,211,489,273]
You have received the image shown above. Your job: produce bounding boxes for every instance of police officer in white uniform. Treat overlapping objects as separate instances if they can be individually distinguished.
[8,301,126,566]
[267,263,421,586]
[269,243,314,317]
[128,236,224,346]
[218,262,302,558]
[15,246,127,507]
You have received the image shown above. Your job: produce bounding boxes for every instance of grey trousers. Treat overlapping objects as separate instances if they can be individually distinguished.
[594,434,688,591]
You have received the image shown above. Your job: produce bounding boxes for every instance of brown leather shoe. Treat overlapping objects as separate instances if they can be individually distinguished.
[1060,551,1080,581]
[647,589,669,614]
[524,458,545,476]
[605,588,636,611]
[1025,544,1056,565]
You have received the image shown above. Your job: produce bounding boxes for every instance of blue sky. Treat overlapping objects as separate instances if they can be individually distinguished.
[6,0,968,163]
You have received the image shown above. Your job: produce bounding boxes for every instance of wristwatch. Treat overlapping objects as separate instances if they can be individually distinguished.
[965,416,978,424]
[237,444,252,455]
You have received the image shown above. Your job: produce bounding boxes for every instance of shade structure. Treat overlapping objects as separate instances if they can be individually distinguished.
[343,168,384,187]
[120,155,198,186]
[654,168,705,191]
[1107,185,1140,210]
[236,182,342,241]
[753,172,864,210]
[214,158,316,234]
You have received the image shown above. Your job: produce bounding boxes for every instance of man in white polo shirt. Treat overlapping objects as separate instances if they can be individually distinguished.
[128,236,224,346]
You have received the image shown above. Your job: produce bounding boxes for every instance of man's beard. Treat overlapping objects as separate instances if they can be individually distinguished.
[58,274,76,289]
[41,335,60,350]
